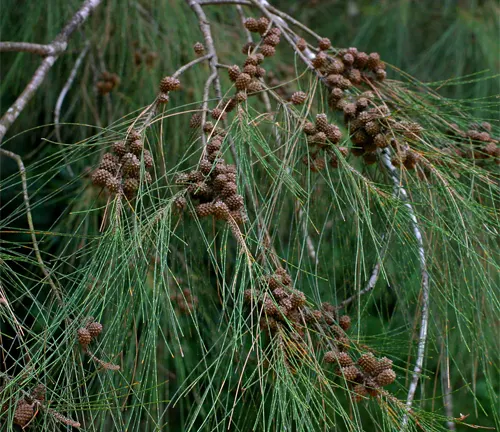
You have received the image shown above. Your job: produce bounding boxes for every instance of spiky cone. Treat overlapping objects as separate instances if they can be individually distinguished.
[220,181,237,198]
[340,365,360,382]
[257,16,270,34]
[112,141,127,156]
[193,42,205,55]
[254,66,266,78]
[275,267,292,285]
[348,68,362,85]
[317,37,331,50]
[357,352,378,375]
[374,133,389,148]
[212,173,227,191]
[296,38,307,51]
[174,196,187,212]
[352,384,369,402]
[260,44,275,57]
[244,17,259,32]
[335,351,353,367]
[267,275,283,290]
[290,290,306,308]
[189,113,202,129]
[212,200,230,220]
[323,350,338,364]
[224,194,244,210]
[157,92,170,104]
[338,315,351,331]
[343,103,357,118]
[77,327,92,348]
[264,34,280,47]
[272,287,288,300]
[366,52,381,70]
[403,151,419,169]
[92,169,112,186]
[309,132,327,147]
[207,139,222,155]
[129,139,144,156]
[325,124,342,144]
[263,298,280,316]
[235,73,252,90]
[198,159,212,176]
[247,79,262,94]
[312,51,327,69]
[105,177,121,194]
[291,91,307,105]
[195,202,214,218]
[159,76,181,92]
[375,68,387,81]
[375,369,396,386]
[315,114,329,133]
[375,357,393,374]
[13,400,34,427]
[211,108,226,121]
[87,321,103,339]
[303,122,316,136]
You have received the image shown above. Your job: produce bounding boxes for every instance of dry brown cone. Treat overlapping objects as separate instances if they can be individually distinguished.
[228,65,241,82]
[159,76,181,92]
[357,353,378,375]
[315,114,329,133]
[189,113,202,129]
[375,369,396,386]
[13,399,34,427]
[196,203,214,218]
[157,92,170,104]
[77,327,92,348]
[264,34,280,47]
[87,321,103,339]
[235,73,252,90]
[318,37,331,50]
[257,17,270,34]
[260,45,276,57]
[296,38,307,51]
[112,141,127,156]
[193,42,205,55]
[339,315,351,331]
[291,91,307,105]
[340,365,360,382]
[244,17,259,32]
[92,169,112,186]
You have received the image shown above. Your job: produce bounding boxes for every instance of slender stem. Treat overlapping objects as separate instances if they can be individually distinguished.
[185,0,223,99]
[0,150,64,307]
[198,0,252,4]
[379,148,430,427]
[54,43,90,177]
[0,0,102,144]
[172,53,212,79]
[0,41,67,56]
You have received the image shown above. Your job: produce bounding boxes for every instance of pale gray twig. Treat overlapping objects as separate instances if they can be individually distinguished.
[0,0,102,144]
[379,148,430,427]
[0,41,67,56]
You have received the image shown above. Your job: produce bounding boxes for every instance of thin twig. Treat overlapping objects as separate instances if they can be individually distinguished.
[0,150,64,307]
[0,0,102,144]
[198,0,252,5]
[379,148,430,427]
[185,0,223,99]
[0,41,67,56]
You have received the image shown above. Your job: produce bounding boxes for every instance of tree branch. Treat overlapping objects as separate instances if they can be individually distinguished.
[379,148,430,427]
[0,0,102,144]
[0,41,67,56]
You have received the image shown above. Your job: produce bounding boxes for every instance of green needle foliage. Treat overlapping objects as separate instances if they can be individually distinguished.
[0,1,498,431]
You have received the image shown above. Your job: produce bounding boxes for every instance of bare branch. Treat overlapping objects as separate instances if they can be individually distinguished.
[0,41,66,56]
[185,0,223,99]
[379,148,430,427]
[55,43,90,143]
[0,0,102,144]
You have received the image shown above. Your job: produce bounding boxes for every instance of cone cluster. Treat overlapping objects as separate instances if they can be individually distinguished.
[158,75,182,104]
[97,71,120,95]
[444,122,499,163]
[302,113,345,171]
[323,349,396,401]
[176,127,247,225]
[170,287,199,314]
[77,320,103,349]
[91,130,153,198]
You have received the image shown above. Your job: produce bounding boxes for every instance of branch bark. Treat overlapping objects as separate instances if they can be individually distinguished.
[379,148,430,427]
[0,0,102,144]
